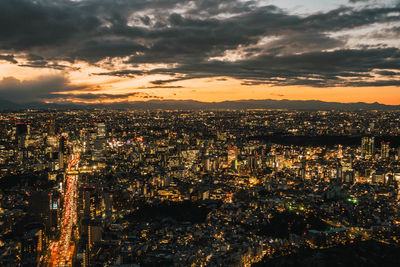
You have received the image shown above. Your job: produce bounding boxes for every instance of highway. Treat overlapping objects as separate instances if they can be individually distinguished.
[47,153,80,266]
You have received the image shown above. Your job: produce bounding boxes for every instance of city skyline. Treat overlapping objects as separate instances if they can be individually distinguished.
[2,2,400,265]
[2,109,400,266]
[0,0,400,105]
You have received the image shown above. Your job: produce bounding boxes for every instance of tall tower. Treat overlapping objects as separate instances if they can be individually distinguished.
[361,137,374,158]
[58,136,66,170]
[227,145,238,166]
[15,123,28,160]
[336,160,342,183]
[15,123,28,149]
[48,118,56,136]
[381,141,390,159]
[93,122,106,162]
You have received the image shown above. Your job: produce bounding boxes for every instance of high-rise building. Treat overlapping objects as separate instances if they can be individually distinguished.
[93,139,106,161]
[15,122,29,160]
[96,122,106,138]
[336,161,342,182]
[21,227,44,265]
[29,191,52,232]
[58,136,66,169]
[361,137,374,158]
[15,123,28,149]
[381,141,390,159]
[227,145,238,166]
[48,118,56,136]
[88,222,102,250]
[202,156,211,172]
[93,122,106,161]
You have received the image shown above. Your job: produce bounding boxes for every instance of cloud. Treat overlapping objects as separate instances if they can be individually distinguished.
[0,0,100,50]
[1,1,398,63]
[0,54,17,63]
[0,75,85,103]
[0,0,399,94]
[0,74,164,103]
[138,85,184,89]
[93,69,145,78]
[348,0,370,3]
[149,78,188,85]
[70,39,146,63]
[48,91,162,102]
[50,92,140,100]
[17,53,76,70]
[376,70,400,76]
[0,74,165,103]
[147,47,400,87]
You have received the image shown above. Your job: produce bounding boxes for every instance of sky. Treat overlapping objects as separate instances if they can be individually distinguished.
[0,0,400,105]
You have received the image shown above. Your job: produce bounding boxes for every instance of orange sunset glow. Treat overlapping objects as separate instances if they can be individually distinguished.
[0,0,399,107]
[3,1,400,267]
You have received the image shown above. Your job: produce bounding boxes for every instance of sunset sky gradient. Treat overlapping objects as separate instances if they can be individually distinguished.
[0,0,399,105]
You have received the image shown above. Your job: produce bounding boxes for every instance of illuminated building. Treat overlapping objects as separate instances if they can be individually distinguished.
[340,158,354,184]
[96,122,106,138]
[93,122,107,161]
[372,171,385,184]
[227,145,238,166]
[21,227,44,265]
[15,122,29,160]
[59,136,66,170]
[48,118,56,136]
[361,137,374,158]
[381,141,390,159]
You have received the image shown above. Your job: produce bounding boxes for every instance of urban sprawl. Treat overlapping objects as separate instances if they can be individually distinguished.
[1,110,400,266]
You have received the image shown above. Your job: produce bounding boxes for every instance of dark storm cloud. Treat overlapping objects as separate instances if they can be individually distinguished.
[302,6,400,32]
[147,86,184,89]
[376,70,400,76]
[0,54,17,64]
[16,54,76,70]
[150,78,189,85]
[0,74,161,103]
[70,39,147,63]
[348,0,370,3]
[187,0,257,16]
[125,5,400,64]
[48,92,164,101]
[49,92,140,100]
[0,0,100,50]
[371,26,400,39]
[147,48,400,87]
[93,70,146,78]
[0,75,85,103]
[139,85,184,89]
[0,0,400,90]
[18,63,70,70]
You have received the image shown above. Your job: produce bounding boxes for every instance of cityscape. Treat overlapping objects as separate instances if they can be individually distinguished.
[1,110,400,266]
[1,0,400,266]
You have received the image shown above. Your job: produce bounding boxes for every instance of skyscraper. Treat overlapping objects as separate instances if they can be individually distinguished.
[48,118,56,136]
[58,136,66,169]
[381,141,390,159]
[361,137,374,158]
[96,122,106,138]
[15,122,29,160]
[227,145,238,166]
[93,122,107,162]
[15,122,28,149]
